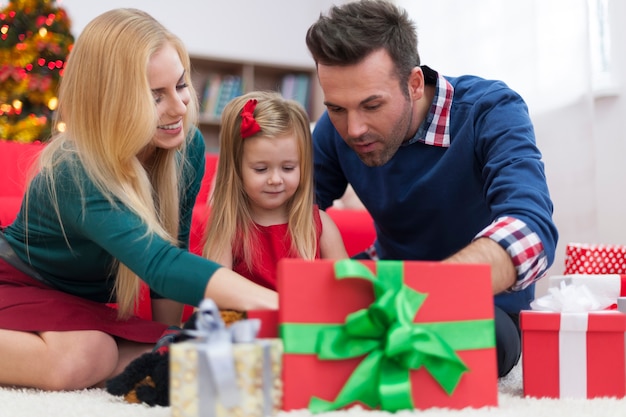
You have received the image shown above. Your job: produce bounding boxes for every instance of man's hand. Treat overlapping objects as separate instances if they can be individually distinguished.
[443,237,516,294]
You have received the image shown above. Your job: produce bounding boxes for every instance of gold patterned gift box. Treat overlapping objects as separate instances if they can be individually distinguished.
[170,300,283,417]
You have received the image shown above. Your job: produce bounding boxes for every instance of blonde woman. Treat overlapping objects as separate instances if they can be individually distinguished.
[203,91,347,290]
[0,8,276,391]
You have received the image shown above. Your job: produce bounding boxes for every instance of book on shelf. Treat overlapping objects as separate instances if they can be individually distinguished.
[200,74,243,119]
[213,75,243,118]
[281,73,296,103]
[280,73,311,114]
[200,73,222,117]
[294,73,311,113]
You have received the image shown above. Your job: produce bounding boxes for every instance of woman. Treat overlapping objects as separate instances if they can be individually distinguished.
[0,8,276,391]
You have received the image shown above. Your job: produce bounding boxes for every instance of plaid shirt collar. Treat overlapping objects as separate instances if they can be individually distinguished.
[405,66,453,148]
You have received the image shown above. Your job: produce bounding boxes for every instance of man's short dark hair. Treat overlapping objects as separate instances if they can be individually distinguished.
[306,0,420,88]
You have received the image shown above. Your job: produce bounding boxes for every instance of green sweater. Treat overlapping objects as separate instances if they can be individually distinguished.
[3,129,219,306]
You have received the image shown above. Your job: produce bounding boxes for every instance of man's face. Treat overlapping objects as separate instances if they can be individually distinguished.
[317,49,419,167]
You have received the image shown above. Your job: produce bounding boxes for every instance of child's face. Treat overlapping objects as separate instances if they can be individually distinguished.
[241,134,301,221]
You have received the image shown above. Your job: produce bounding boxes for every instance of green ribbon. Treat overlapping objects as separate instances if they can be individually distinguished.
[280,259,495,413]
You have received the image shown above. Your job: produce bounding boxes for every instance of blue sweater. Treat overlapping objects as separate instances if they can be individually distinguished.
[313,73,558,313]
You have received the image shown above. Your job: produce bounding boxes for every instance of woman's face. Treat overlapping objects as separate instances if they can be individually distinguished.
[146,43,191,150]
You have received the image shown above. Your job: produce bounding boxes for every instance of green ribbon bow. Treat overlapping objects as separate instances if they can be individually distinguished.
[281,259,495,413]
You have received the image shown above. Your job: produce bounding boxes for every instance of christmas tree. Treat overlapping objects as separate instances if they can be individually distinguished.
[0,0,73,142]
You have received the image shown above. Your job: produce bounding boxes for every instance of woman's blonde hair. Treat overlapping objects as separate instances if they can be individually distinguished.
[203,91,315,271]
[31,8,199,318]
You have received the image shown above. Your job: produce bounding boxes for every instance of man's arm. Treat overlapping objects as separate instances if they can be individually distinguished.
[442,237,516,295]
[312,112,350,210]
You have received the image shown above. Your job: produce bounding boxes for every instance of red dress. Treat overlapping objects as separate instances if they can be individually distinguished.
[232,209,322,290]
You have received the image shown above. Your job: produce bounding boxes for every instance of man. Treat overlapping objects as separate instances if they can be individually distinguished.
[306,0,558,377]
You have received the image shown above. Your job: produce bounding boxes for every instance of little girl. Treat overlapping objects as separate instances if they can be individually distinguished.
[203,91,347,290]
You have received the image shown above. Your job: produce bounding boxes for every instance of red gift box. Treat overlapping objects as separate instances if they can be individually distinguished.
[564,243,626,275]
[521,310,626,399]
[277,259,498,412]
[246,309,278,338]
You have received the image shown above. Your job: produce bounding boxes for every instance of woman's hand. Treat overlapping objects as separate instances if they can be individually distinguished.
[203,268,278,311]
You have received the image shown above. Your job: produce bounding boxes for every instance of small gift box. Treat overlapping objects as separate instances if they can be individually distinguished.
[521,283,626,399]
[549,274,626,308]
[170,300,283,417]
[278,259,498,412]
[564,242,626,275]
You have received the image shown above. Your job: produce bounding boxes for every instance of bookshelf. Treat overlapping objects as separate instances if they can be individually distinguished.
[189,55,323,152]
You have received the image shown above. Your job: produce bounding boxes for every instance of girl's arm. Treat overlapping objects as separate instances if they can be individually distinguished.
[318,209,348,259]
[211,247,233,270]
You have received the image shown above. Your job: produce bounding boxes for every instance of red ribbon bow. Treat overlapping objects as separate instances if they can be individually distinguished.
[240,99,261,138]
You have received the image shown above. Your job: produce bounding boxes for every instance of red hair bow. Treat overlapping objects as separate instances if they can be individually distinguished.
[240,99,261,138]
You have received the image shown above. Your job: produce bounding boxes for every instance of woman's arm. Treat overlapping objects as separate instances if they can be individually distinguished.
[204,267,278,310]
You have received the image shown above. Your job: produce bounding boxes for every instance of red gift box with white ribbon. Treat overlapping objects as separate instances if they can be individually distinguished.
[522,310,626,399]
[564,243,626,275]
[522,283,626,399]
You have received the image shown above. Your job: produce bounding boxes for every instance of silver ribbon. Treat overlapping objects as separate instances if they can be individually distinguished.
[187,299,263,414]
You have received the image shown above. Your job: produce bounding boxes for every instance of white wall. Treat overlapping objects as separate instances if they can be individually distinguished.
[593,0,626,246]
[57,0,343,66]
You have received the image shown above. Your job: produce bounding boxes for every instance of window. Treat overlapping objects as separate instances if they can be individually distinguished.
[588,0,617,95]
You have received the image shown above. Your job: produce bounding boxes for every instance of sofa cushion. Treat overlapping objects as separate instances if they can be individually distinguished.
[326,207,376,257]
[0,141,44,227]
[0,141,44,198]
[188,153,218,255]
[0,196,23,227]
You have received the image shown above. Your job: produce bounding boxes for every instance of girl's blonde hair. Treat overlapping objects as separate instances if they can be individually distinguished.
[203,91,315,271]
[30,8,199,318]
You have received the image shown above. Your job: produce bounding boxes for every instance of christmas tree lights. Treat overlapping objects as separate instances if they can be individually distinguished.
[0,0,73,142]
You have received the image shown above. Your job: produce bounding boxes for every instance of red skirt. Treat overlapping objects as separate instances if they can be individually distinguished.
[0,259,168,343]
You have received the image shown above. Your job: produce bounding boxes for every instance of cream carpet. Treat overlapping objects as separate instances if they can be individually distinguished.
[1,363,625,417]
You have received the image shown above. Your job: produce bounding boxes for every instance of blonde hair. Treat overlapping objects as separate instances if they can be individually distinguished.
[31,8,199,318]
[203,91,315,271]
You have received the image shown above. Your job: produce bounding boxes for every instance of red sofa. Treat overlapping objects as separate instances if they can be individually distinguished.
[0,141,376,319]
[0,140,46,227]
